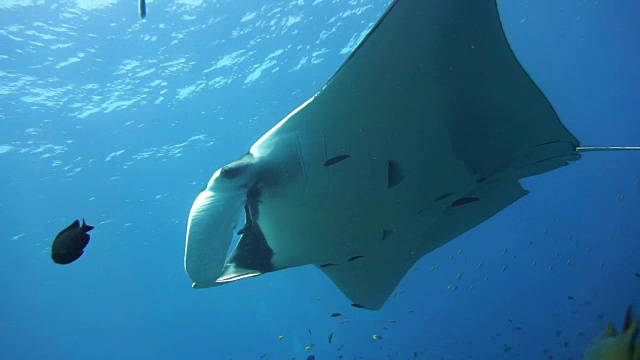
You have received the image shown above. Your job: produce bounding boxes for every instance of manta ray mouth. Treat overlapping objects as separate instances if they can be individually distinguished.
[216,272,261,283]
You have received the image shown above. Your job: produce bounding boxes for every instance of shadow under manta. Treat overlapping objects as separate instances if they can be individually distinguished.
[183,0,636,310]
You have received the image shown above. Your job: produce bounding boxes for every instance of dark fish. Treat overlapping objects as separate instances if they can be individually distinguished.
[319,263,337,268]
[351,303,365,309]
[568,295,575,300]
[331,312,342,317]
[347,255,364,262]
[51,219,94,264]
[451,197,480,207]
[306,356,315,360]
[328,330,334,344]
[323,154,350,166]
[139,0,146,19]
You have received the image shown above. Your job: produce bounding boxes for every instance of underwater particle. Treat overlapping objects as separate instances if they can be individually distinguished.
[372,334,383,340]
[567,259,572,266]
[478,262,484,269]
[392,290,404,297]
[635,272,640,278]
[555,330,562,337]
[457,248,463,255]
[532,260,537,266]
[389,320,396,323]
[449,255,453,260]
[484,276,488,282]
[544,228,549,235]
[316,296,320,301]
[617,194,624,201]
[468,285,474,291]
[456,273,462,280]
[328,330,334,344]
[548,265,553,271]
[568,296,575,300]
[278,335,284,340]
[447,284,452,291]
[501,266,507,273]
[331,312,342,317]
[51,219,94,265]
[408,309,415,313]
[304,343,314,351]
[431,265,439,271]
[453,285,458,292]
[600,262,605,268]
[501,248,508,255]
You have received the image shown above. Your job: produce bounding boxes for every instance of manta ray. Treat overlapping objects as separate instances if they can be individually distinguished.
[184,0,638,310]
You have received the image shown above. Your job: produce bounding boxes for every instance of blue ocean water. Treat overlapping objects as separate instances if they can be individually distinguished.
[0,0,638,359]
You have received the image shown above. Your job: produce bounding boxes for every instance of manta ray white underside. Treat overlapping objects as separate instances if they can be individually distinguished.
[184,0,583,310]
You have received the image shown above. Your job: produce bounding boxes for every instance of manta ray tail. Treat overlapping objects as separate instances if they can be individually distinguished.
[577,146,640,152]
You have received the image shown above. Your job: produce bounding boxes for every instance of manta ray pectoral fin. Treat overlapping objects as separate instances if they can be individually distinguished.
[320,176,528,310]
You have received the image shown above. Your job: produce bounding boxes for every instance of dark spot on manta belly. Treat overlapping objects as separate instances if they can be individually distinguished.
[381,229,395,241]
[451,197,480,207]
[351,303,365,309]
[434,192,453,201]
[387,160,403,189]
[323,155,350,166]
[320,263,337,268]
[347,255,364,262]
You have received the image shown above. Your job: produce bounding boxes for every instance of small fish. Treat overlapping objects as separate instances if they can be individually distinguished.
[278,335,284,340]
[328,330,334,344]
[51,219,94,265]
[351,303,365,309]
[138,0,146,19]
[568,296,575,300]
[304,343,314,351]
[372,334,383,340]
[583,305,639,360]
[306,356,315,360]
[347,255,364,262]
[331,312,342,317]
